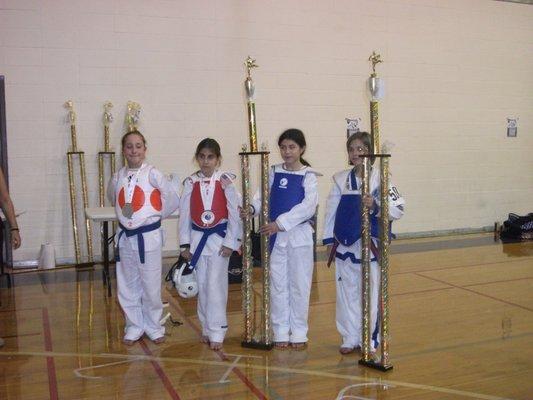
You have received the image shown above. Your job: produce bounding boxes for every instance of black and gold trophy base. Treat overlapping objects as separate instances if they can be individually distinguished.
[358,358,393,372]
[241,340,274,350]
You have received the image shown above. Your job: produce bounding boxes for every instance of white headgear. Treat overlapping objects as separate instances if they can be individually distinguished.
[172,257,198,299]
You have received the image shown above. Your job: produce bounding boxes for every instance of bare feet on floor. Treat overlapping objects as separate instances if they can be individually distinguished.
[291,342,307,350]
[274,341,289,349]
[153,336,166,344]
[123,338,137,346]
[339,346,356,355]
[210,341,223,350]
[200,335,209,344]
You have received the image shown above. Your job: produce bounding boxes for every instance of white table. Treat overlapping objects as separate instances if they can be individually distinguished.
[85,207,178,297]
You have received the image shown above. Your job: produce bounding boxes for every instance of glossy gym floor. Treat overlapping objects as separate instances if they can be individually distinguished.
[0,234,532,399]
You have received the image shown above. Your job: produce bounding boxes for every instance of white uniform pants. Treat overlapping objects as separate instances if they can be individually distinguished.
[196,252,229,343]
[116,237,164,341]
[335,257,380,350]
[270,243,314,343]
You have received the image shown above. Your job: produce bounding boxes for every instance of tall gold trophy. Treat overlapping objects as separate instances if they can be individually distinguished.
[368,51,382,154]
[98,101,116,207]
[98,101,116,296]
[240,57,273,350]
[65,100,93,265]
[358,52,393,371]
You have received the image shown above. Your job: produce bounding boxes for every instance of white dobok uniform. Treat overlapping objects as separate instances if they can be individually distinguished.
[322,167,404,350]
[108,163,179,341]
[178,170,240,343]
[252,164,320,344]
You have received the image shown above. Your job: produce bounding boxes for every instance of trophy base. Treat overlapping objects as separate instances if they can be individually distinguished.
[75,262,95,269]
[241,340,274,350]
[358,358,393,372]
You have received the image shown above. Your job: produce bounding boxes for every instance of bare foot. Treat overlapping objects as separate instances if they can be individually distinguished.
[274,341,289,349]
[123,338,136,346]
[210,341,223,350]
[339,346,355,355]
[153,336,166,344]
[291,342,307,350]
[200,335,209,344]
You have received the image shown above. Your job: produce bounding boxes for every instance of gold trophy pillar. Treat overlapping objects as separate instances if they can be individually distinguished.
[368,51,383,154]
[98,101,116,207]
[358,52,393,371]
[358,154,392,372]
[65,100,93,265]
[98,101,116,296]
[240,57,273,350]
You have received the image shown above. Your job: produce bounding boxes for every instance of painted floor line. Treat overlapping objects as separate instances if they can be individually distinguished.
[0,350,515,400]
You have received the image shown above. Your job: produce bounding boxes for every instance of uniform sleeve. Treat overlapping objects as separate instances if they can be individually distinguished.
[149,168,180,219]
[178,177,193,247]
[275,172,318,232]
[107,172,119,205]
[221,175,242,251]
[372,175,405,222]
[386,182,405,221]
[322,175,341,245]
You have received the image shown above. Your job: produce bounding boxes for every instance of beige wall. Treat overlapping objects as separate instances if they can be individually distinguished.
[1,0,532,263]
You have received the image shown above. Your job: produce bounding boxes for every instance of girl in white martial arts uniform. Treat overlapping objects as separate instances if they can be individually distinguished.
[322,131,404,355]
[179,138,240,351]
[108,130,180,346]
[246,129,319,350]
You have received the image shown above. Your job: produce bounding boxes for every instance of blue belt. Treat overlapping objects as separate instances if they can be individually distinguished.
[115,220,161,264]
[335,251,377,264]
[190,222,227,267]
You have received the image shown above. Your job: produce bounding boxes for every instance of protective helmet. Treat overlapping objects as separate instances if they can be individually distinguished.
[172,257,198,299]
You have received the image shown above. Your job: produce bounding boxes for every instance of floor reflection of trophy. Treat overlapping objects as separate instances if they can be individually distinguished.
[240,57,273,350]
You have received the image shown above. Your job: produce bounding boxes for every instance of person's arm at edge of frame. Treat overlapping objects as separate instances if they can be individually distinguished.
[0,167,21,249]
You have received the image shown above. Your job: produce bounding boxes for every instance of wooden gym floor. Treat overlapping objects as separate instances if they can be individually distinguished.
[0,233,532,399]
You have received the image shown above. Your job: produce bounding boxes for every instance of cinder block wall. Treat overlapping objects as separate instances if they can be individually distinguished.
[1,0,532,262]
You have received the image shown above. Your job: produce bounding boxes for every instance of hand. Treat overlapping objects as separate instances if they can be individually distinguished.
[219,246,232,257]
[11,230,21,249]
[362,194,375,211]
[259,221,281,236]
[180,249,192,261]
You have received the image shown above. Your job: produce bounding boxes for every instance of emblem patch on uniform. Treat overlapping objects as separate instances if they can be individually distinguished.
[279,177,288,188]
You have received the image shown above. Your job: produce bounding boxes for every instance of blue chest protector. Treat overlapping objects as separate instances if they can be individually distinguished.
[333,169,379,247]
[269,171,305,249]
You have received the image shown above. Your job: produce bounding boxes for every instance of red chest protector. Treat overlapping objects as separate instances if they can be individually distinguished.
[190,180,228,228]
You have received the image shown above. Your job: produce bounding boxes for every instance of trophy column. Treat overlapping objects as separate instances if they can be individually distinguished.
[240,57,273,350]
[358,52,393,371]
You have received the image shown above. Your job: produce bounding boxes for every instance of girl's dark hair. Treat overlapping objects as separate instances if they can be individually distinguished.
[277,128,310,167]
[121,130,146,148]
[346,131,372,166]
[195,138,222,159]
